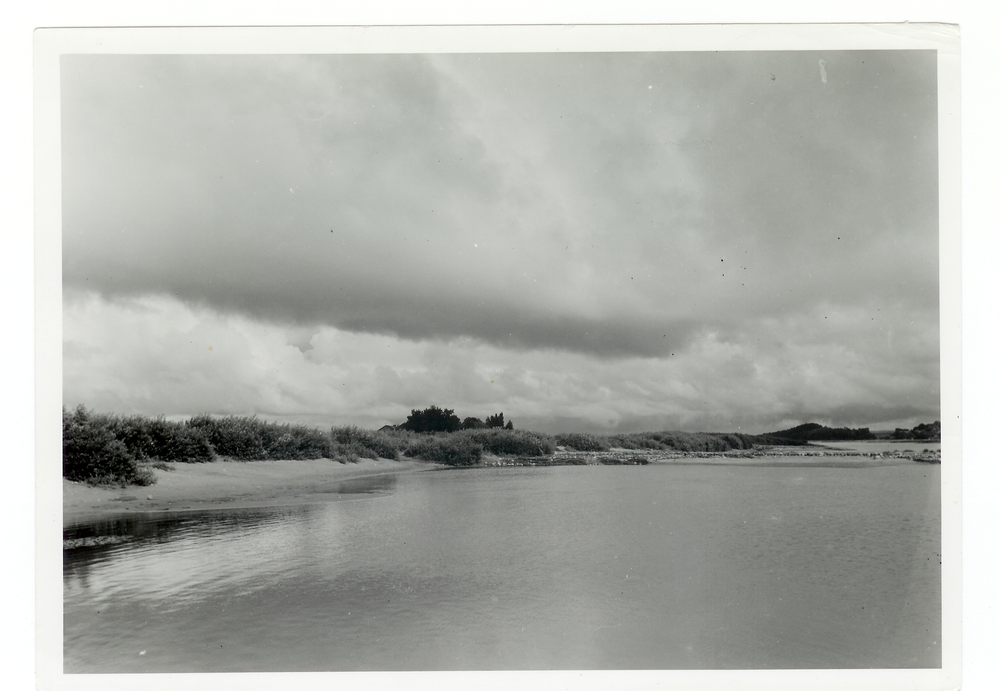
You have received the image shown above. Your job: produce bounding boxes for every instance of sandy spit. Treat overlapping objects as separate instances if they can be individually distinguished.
[63,457,440,523]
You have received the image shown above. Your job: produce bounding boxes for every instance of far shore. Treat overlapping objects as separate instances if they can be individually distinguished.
[63,443,940,523]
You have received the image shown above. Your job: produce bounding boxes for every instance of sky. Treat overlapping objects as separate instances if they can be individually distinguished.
[60,50,940,434]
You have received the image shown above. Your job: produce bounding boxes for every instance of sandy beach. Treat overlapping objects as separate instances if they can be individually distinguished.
[63,457,439,522]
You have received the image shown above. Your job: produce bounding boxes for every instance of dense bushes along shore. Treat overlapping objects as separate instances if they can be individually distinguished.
[62,406,562,485]
[64,405,786,487]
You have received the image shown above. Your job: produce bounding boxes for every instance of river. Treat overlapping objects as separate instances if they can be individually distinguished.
[64,461,940,672]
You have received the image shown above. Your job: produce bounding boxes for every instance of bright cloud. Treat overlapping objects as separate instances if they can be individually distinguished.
[63,292,938,433]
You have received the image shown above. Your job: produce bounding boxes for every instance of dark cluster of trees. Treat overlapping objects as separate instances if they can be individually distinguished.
[761,422,875,443]
[397,406,513,434]
[893,421,941,440]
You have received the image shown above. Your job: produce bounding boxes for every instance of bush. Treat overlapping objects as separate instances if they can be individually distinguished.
[107,414,157,460]
[166,424,216,462]
[605,431,757,452]
[328,441,378,463]
[331,425,401,460]
[132,465,158,486]
[405,434,483,466]
[189,415,269,459]
[189,415,328,460]
[108,414,215,462]
[63,406,153,486]
[554,433,610,452]
[457,428,555,456]
[266,425,331,460]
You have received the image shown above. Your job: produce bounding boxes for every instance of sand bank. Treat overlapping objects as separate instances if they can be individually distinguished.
[63,457,439,522]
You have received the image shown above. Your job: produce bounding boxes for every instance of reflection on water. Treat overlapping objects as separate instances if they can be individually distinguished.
[64,463,940,672]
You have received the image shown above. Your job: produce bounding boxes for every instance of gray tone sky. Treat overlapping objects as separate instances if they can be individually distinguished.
[61,51,939,433]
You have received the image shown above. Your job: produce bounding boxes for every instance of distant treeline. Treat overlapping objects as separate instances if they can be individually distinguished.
[757,422,875,444]
[891,421,941,441]
[384,406,514,433]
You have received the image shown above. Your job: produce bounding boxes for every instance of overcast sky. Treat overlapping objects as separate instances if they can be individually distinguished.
[61,50,939,434]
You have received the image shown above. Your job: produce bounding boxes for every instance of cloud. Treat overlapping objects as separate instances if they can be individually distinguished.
[64,292,939,433]
[60,51,940,429]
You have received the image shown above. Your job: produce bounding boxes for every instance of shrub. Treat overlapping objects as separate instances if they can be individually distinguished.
[132,465,158,486]
[188,415,328,460]
[63,406,152,486]
[554,433,610,452]
[267,425,331,460]
[331,425,401,460]
[189,415,268,459]
[405,434,483,466]
[109,414,215,462]
[166,424,215,462]
[328,441,378,463]
[457,428,555,456]
[604,431,758,452]
[107,414,157,460]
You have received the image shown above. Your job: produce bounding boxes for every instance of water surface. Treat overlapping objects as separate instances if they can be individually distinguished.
[64,463,940,672]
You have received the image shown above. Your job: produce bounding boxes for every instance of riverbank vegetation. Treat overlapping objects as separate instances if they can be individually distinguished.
[63,405,542,484]
[65,404,876,486]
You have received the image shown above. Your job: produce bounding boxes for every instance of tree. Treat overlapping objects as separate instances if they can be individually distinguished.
[402,406,462,433]
[485,413,505,429]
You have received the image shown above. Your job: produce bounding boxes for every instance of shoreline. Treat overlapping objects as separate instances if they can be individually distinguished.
[480,444,942,468]
[63,445,940,524]
[63,457,441,524]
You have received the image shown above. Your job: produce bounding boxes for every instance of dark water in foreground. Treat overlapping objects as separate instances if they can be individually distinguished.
[64,463,940,672]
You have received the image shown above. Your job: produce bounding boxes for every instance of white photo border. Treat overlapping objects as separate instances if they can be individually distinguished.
[34,23,961,691]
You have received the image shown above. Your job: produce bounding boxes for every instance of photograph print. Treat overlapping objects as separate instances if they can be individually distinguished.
[46,25,955,682]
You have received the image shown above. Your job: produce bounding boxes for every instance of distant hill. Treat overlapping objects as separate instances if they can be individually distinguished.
[758,422,875,444]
